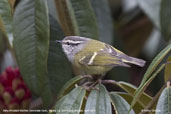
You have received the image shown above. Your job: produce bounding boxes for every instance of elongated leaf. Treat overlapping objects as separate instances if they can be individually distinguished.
[13,0,53,106]
[47,0,58,21]
[110,92,135,114]
[55,0,76,35]
[90,0,113,44]
[53,87,86,114]
[85,84,112,114]
[164,56,171,82]
[48,14,73,97]
[160,0,171,41]
[137,0,161,29]
[138,43,171,92]
[0,0,13,47]
[130,64,166,113]
[57,76,87,98]
[55,0,99,39]
[67,0,99,39]
[0,30,6,54]
[118,81,152,107]
[116,92,144,114]
[129,44,171,110]
[156,86,171,114]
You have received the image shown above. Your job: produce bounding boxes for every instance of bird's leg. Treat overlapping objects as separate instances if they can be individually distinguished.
[81,74,103,91]
[81,80,94,91]
[88,78,102,91]
[81,79,100,91]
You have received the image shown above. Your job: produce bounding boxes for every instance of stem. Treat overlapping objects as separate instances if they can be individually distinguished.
[82,81,93,86]
[101,80,118,86]
[89,79,99,88]
[83,75,93,79]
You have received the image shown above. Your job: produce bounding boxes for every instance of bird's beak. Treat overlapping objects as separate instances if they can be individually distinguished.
[55,40,62,43]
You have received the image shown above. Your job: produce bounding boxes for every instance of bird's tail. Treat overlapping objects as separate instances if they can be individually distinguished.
[123,56,146,67]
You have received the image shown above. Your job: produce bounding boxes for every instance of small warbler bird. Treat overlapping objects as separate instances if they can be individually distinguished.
[57,36,145,76]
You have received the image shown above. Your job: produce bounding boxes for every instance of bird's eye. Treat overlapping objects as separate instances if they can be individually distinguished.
[66,42,69,45]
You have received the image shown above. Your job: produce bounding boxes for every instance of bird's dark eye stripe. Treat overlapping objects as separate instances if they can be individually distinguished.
[64,42,80,45]
[63,42,70,45]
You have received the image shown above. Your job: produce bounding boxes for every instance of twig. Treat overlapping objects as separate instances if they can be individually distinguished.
[83,75,93,80]
[101,80,118,86]
[89,79,99,87]
[82,81,93,86]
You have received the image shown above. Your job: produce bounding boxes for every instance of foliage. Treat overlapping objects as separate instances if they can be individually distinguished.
[0,0,170,113]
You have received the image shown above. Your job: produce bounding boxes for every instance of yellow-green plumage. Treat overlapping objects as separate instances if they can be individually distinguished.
[59,36,146,76]
[74,40,112,75]
[74,39,145,75]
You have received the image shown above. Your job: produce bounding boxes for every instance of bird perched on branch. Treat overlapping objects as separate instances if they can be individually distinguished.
[57,36,145,76]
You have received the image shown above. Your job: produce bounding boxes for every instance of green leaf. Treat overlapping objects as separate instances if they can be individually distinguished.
[53,87,86,114]
[0,0,13,47]
[85,84,112,114]
[55,0,76,36]
[156,86,171,114]
[118,81,152,107]
[55,0,99,39]
[47,0,58,21]
[90,0,113,44]
[138,43,171,93]
[48,14,73,97]
[160,0,171,41]
[164,56,171,82]
[129,43,171,111]
[116,92,144,114]
[110,92,135,114]
[67,0,99,39]
[0,30,6,54]
[137,0,161,29]
[13,0,53,107]
[58,76,88,98]
[130,63,166,113]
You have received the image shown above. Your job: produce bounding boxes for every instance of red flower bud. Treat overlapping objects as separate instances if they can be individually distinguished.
[2,91,12,105]
[12,78,21,91]
[15,88,25,100]
[0,67,31,110]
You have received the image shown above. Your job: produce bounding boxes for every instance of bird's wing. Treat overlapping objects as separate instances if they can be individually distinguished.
[79,44,130,67]
[104,44,146,67]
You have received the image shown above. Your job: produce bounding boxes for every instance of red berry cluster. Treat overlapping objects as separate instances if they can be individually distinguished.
[0,67,31,110]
